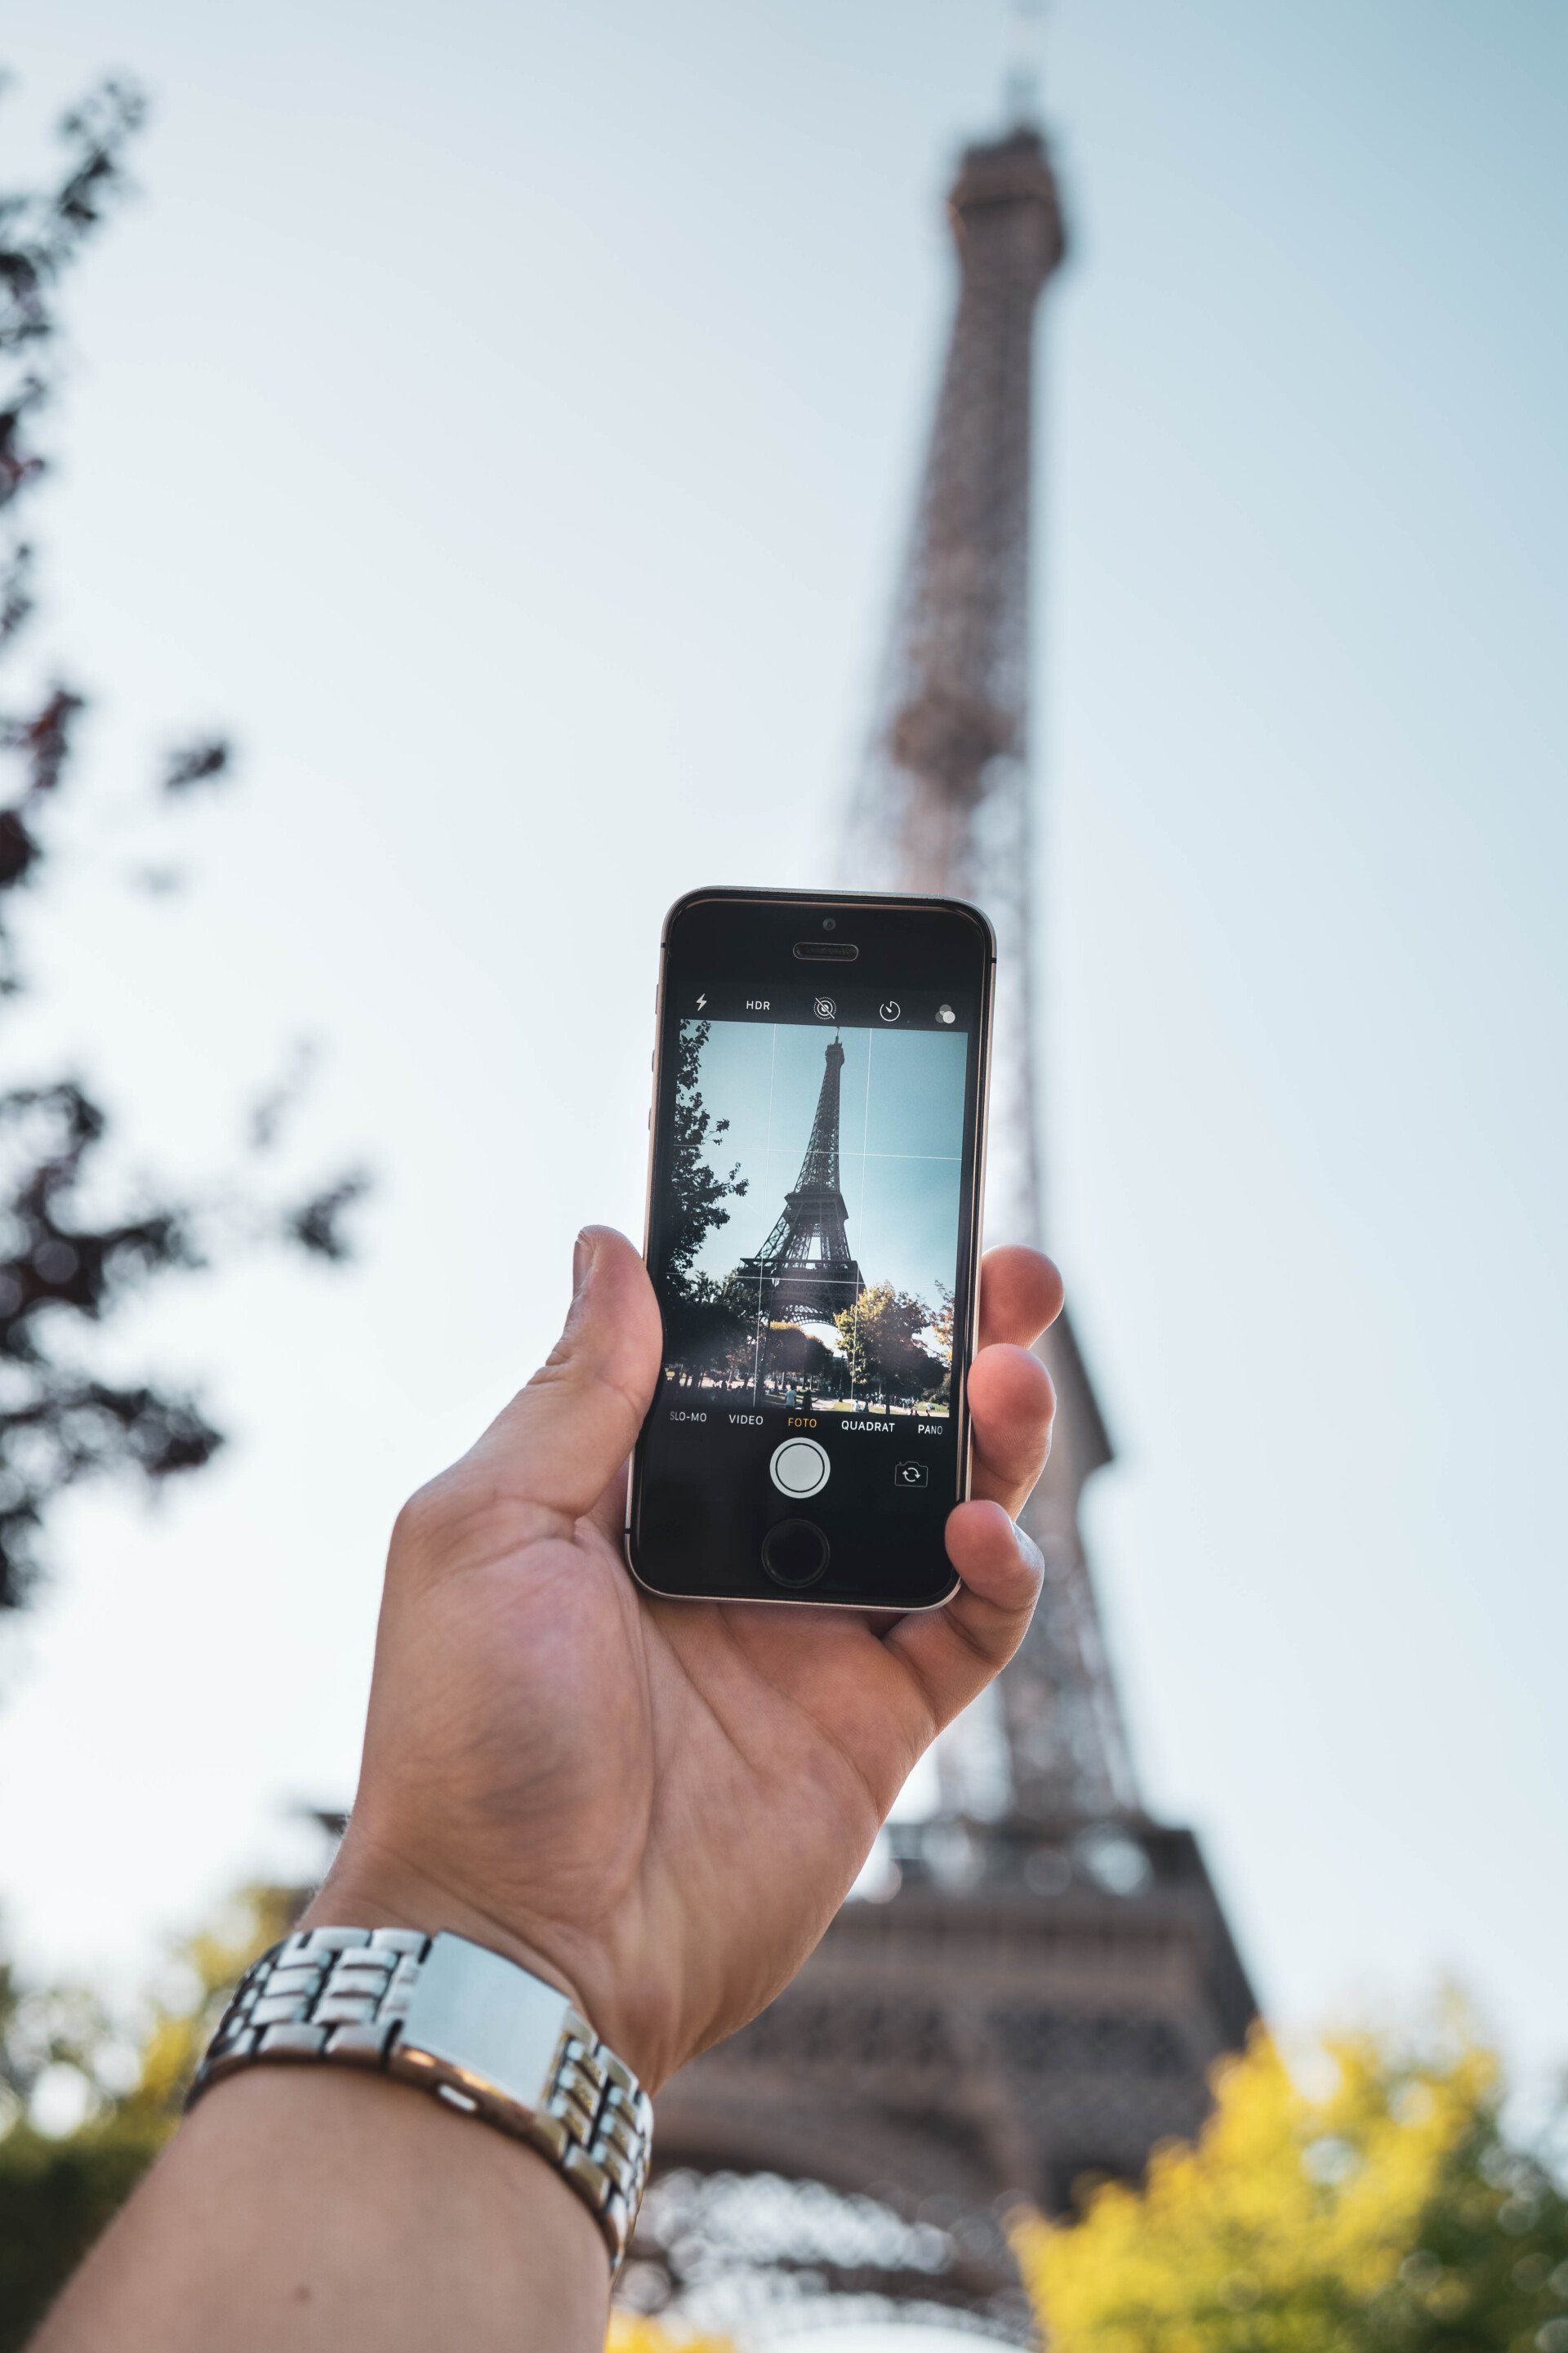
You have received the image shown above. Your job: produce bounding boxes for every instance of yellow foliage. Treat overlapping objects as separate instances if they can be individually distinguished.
[0,1883,296,2349]
[1011,2012,1544,2353]
[606,2319,733,2353]
[130,1882,297,2118]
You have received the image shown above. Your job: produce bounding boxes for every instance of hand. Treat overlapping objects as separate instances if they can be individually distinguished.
[311,1227,1062,2090]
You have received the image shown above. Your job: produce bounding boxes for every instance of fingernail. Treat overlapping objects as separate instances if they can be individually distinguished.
[572,1231,595,1299]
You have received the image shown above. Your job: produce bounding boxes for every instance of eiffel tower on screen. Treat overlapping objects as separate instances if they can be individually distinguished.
[734,1035,863,1325]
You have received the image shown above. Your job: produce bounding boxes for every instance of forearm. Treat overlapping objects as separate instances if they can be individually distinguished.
[29,2066,610,2353]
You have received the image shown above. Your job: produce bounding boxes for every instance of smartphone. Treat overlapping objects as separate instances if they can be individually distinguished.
[626,887,995,1611]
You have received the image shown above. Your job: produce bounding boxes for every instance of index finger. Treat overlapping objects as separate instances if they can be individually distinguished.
[969,1244,1062,1517]
[977,1243,1064,1350]
[967,1340,1055,1518]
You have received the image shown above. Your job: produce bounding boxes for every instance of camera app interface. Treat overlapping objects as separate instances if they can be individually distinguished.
[648,981,975,1526]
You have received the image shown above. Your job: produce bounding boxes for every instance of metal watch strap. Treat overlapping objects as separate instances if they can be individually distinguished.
[188,1926,652,2270]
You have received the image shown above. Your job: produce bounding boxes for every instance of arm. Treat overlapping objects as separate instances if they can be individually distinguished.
[35,2070,611,2352]
[32,1227,1061,2353]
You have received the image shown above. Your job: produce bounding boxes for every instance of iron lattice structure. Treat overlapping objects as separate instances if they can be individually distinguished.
[735,1036,863,1323]
[844,123,1130,1828]
[639,110,1255,2344]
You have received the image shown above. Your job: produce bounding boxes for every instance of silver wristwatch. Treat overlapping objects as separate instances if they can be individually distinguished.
[188,1925,652,2269]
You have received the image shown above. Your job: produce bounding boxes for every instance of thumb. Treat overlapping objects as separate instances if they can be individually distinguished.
[466,1225,662,1524]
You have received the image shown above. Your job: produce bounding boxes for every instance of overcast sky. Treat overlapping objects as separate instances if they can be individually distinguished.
[0,0,1564,2294]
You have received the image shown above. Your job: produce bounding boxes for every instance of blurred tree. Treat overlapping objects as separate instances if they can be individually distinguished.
[0,78,366,1614]
[0,1882,292,2349]
[0,1885,737,2351]
[1013,2009,1568,2353]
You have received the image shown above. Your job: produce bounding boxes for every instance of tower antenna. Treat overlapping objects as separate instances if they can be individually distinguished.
[1004,0,1047,128]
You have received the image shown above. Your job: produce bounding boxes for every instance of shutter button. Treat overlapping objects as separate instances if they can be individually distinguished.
[769,1437,831,1500]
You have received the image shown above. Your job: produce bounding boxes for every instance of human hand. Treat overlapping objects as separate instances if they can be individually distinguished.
[310,1226,1062,2090]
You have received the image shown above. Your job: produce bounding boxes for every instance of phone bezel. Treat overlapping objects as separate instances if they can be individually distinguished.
[625,885,996,1614]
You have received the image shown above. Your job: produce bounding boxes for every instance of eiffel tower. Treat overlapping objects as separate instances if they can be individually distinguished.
[734,1035,863,1325]
[639,48,1256,2345]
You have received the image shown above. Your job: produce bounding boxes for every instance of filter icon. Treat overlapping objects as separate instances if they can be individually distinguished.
[938,1004,956,1025]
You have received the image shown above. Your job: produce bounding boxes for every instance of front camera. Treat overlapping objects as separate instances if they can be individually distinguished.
[822,916,836,931]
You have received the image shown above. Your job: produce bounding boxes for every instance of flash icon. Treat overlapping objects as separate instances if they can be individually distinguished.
[696,993,707,1010]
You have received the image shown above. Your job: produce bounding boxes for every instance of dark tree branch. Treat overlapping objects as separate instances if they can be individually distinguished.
[0,77,368,1616]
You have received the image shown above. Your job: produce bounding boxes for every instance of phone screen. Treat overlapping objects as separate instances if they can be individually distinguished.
[629,892,992,1609]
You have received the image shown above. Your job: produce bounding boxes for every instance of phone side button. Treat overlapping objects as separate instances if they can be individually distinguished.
[760,1518,830,1591]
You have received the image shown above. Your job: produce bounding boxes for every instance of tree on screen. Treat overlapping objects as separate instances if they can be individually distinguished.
[835,1284,945,1409]
[0,80,364,1615]
[662,1019,747,1292]
[929,1281,955,1368]
[662,1272,751,1388]
[763,1319,840,1399]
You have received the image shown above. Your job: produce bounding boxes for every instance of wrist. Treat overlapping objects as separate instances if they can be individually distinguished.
[301,1854,593,2035]
[306,1830,671,2091]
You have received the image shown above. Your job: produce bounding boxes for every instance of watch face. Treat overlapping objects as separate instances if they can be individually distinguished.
[399,1932,578,2115]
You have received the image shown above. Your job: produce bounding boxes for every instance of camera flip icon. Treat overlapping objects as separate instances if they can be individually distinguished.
[893,1460,929,1489]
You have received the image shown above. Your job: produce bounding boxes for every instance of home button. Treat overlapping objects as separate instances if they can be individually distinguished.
[760,1517,830,1591]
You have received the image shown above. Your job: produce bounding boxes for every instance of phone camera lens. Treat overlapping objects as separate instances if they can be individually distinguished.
[822,916,836,931]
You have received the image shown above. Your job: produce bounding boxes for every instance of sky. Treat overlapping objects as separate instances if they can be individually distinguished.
[0,0,1564,2328]
[684,1018,968,1306]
